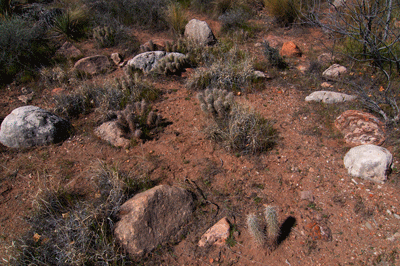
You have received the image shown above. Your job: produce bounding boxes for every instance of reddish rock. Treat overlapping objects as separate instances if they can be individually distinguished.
[198,217,231,247]
[306,221,332,241]
[335,110,385,146]
[280,41,302,58]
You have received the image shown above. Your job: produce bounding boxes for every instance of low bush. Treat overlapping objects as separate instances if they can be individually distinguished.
[164,2,188,36]
[198,89,277,154]
[262,41,288,69]
[7,162,154,265]
[263,0,298,26]
[0,16,51,86]
[50,8,90,41]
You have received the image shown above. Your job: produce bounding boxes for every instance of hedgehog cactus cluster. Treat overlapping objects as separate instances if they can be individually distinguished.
[93,26,116,48]
[246,205,280,248]
[197,88,235,119]
[165,39,187,53]
[153,53,188,75]
[115,99,161,140]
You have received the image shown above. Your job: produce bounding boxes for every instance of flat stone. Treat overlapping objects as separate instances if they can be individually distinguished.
[300,191,314,202]
[198,217,231,247]
[305,91,356,104]
[322,64,347,79]
[335,110,385,146]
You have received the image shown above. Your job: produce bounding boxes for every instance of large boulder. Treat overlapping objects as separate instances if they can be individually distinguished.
[344,144,392,183]
[114,185,194,256]
[73,55,111,75]
[305,91,356,104]
[126,51,186,74]
[184,19,217,46]
[0,106,71,148]
[335,110,385,146]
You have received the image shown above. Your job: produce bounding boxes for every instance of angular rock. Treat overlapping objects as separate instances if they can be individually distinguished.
[335,110,385,146]
[111,53,123,65]
[318,53,335,65]
[344,144,392,183]
[306,221,332,241]
[114,185,194,256]
[56,41,83,58]
[198,217,230,247]
[322,64,347,79]
[18,92,34,104]
[280,41,302,57]
[126,51,186,74]
[94,121,130,148]
[184,19,217,46]
[305,91,356,103]
[73,55,111,75]
[0,106,71,148]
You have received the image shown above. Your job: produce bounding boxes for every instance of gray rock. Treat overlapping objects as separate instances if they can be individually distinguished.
[184,19,217,46]
[305,91,356,103]
[94,121,130,148]
[18,92,34,104]
[73,55,111,75]
[111,53,123,65]
[56,41,83,58]
[114,185,194,256]
[126,51,186,74]
[0,106,71,148]
[344,144,393,183]
[322,64,347,79]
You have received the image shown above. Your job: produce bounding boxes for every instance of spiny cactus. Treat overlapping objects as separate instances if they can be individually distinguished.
[246,213,266,247]
[197,88,234,120]
[265,205,279,246]
[153,53,188,75]
[165,39,187,53]
[93,26,116,48]
[115,99,161,140]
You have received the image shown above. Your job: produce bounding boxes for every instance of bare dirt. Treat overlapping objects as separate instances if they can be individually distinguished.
[1,14,400,266]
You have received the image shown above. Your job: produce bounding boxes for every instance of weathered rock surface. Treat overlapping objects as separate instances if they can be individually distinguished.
[322,64,347,79]
[0,106,71,148]
[114,185,194,256]
[335,110,385,146]
[126,51,186,73]
[56,41,83,58]
[344,144,392,183]
[94,121,130,148]
[305,91,356,103]
[198,217,231,247]
[280,41,302,57]
[111,53,123,65]
[184,19,217,46]
[73,55,111,75]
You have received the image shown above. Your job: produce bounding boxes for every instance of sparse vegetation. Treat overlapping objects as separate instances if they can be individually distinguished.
[262,41,288,69]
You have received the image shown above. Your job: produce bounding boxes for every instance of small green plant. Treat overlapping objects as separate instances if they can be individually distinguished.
[262,41,288,69]
[226,223,239,247]
[164,2,188,36]
[51,8,90,41]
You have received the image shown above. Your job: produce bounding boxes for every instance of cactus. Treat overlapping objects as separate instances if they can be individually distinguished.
[93,26,116,48]
[197,88,235,120]
[265,205,279,246]
[115,100,161,141]
[246,213,266,247]
[152,53,188,76]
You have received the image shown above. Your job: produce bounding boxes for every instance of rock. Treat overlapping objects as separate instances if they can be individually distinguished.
[321,82,333,88]
[305,221,332,241]
[56,41,83,58]
[94,121,130,148]
[322,64,347,79]
[318,53,335,65]
[300,191,314,202]
[253,70,266,79]
[139,40,168,52]
[126,51,186,74]
[198,217,231,247]
[18,92,34,104]
[114,185,194,256]
[335,110,385,146]
[0,106,71,148]
[387,232,400,241]
[111,53,123,65]
[73,55,111,75]
[305,91,356,103]
[280,41,302,57]
[184,19,217,46]
[344,144,393,183]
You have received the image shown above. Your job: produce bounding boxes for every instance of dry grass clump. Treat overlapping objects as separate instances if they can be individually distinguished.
[164,2,188,36]
[6,161,155,265]
[198,89,277,154]
[186,46,257,92]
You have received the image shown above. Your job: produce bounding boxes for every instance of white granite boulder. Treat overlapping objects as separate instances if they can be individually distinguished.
[0,106,71,148]
[184,19,217,46]
[344,144,392,183]
[305,91,356,103]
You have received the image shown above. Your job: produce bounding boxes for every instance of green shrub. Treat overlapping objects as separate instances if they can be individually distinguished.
[51,8,90,41]
[0,16,50,85]
[262,41,288,69]
[198,89,277,154]
[263,0,298,26]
